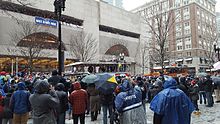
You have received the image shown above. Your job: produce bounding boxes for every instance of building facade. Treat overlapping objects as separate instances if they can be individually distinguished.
[0,0,147,74]
[217,12,220,32]
[217,12,220,45]
[100,0,123,8]
[132,0,217,73]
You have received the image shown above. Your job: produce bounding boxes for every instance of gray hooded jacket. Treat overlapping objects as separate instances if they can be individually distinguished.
[29,80,60,124]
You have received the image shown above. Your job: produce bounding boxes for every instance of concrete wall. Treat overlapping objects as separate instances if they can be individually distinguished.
[0,0,148,74]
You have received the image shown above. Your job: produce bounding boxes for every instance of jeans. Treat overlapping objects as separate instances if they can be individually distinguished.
[199,91,206,104]
[72,113,85,124]
[206,92,214,107]
[102,105,113,124]
[57,113,65,124]
[142,100,147,113]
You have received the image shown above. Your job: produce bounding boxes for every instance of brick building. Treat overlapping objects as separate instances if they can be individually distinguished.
[132,0,217,73]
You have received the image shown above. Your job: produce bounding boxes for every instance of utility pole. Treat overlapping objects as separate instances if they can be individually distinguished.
[54,0,66,75]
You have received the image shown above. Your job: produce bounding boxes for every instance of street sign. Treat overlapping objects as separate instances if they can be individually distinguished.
[35,17,57,27]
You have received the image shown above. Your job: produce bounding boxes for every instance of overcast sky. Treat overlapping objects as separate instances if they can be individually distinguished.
[123,0,220,12]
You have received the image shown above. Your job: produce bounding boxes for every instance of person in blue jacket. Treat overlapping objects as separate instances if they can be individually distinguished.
[10,82,31,124]
[115,79,147,124]
[150,76,195,124]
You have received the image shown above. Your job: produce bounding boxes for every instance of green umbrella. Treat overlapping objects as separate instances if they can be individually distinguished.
[81,74,98,84]
[197,72,208,77]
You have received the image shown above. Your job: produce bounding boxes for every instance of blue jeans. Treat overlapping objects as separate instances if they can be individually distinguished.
[102,105,113,124]
[57,113,65,124]
[206,92,213,107]
[199,91,206,104]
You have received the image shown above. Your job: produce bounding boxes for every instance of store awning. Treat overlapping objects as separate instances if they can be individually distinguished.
[175,59,183,62]
[185,58,193,61]
[164,60,169,63]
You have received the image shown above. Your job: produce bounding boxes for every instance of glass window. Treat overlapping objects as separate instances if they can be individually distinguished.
[183,7,189,13]
[177,45,183,50]
[175,0,181,7]
[187,52,191,56]
[185,37,191,44]
[184,22,190,28]
[183,0,189,5]
[176,39,182,43]
[175,9,181,22]
[185,44,191,49]
[184,28,191,35]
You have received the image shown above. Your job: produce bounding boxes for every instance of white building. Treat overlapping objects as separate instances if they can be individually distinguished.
[0,0,148,74]
[98,0,123,8]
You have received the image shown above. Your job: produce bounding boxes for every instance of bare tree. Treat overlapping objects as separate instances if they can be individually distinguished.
[141,42,149,74]
[200,23,218,70]
[8,21,53,73]
[69,32,97,62]
[143,2,176,73]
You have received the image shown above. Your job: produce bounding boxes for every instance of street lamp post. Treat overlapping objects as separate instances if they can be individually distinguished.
[54,0,66,75]
[214,44,220,61]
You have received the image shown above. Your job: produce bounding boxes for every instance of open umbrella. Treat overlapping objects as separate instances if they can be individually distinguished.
[211,76,220,86]
[81,74,98,84]
[213,61,220,70]
[94,73,118,94]
[197,72,208,77]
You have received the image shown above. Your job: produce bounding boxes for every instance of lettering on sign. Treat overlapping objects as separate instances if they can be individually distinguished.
[35,17,57,28]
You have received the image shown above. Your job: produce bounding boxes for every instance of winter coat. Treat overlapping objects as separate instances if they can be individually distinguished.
[198,79,206,91]
[204,78,213,92]
[0,95,4,118]
[100,93,114,106]
[10,82,31,114]
[2,95,13,119]
[55,90,68,114]
[87,86,100,112]
[150,77,194,124]
[189,84,199,101]
[29,80,60,124]
[48,75,65,87]
[69,82,88,115]
[115,80,147,124]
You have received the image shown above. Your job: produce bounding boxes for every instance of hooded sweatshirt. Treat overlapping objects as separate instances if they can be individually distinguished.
[69,82,88,114]
[29,80,60,124]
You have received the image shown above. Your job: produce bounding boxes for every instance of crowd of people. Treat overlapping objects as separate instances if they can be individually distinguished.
[0,70,219,124]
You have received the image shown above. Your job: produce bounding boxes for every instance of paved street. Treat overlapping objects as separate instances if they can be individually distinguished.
[27,102,220,124]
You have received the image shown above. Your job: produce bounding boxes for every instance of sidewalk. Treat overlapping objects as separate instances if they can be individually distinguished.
[27,102,220,124]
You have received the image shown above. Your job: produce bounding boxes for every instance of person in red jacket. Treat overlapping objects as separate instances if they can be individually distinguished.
[69,82,88,124]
